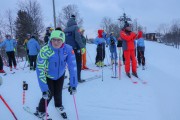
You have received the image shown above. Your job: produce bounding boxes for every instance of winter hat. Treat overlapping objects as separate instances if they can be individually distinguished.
[71,14,76,19]
[50,30,65,43]
[98,29,104,38]
[123,22,131,28]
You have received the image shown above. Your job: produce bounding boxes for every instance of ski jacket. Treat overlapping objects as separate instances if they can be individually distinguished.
[27,38,40,55]
[36,43,78,92]
[94,29,106,45]
[0,39,17,52]
[137,38,145,51]
[81,34,86,46]
[107,36,117,46]
[120,30,137,51]
[44,32,51,44]
[64,18,84,50]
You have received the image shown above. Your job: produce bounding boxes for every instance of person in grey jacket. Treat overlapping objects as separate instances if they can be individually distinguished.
[64,15,85,83]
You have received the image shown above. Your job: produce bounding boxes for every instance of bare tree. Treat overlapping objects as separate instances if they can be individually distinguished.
[159,19,180,49]
[100,17,112,33]
[57,4,83,29]
[5,9,15,37]
[100,17,121,38]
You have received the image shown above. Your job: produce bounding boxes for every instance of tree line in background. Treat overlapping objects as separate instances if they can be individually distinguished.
[0,0,179,61]
[156,20,180,49]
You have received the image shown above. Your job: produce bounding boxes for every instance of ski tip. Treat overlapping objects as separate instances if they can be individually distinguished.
[133,82,138,84]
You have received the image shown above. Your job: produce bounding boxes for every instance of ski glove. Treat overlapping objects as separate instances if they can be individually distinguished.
[106,44,108,47]
[42,90,51,100]
[81,48,86,54]
[68,86,76,95]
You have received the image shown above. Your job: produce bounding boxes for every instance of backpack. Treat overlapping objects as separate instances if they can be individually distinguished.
[110,37,115,45]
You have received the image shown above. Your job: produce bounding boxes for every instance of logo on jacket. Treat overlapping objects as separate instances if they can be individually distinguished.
[60,33,63,37]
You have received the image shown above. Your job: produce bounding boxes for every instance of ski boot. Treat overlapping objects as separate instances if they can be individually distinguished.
[56,106,68,119]
[126,73,131,78]
[142,66,145,70]
[132,72,138,78]
[34,107,52,120]
[78,79,85,83]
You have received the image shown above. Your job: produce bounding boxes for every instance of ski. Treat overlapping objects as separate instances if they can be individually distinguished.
[133,76,147,84]
[63,75,101,89]
[3,72,15,76]
[111,76,118,78]
[23,106,52,120]
[129,78,138,84]
[83,68,99,72]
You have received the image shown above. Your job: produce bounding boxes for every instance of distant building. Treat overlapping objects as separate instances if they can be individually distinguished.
[145,33,157,41]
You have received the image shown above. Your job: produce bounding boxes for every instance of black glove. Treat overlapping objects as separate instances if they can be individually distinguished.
[68,86,76,95]
[106,44,108,47]
[42,90,51,100]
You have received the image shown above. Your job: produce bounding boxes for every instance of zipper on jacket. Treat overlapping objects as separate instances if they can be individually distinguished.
[58,49,60,77]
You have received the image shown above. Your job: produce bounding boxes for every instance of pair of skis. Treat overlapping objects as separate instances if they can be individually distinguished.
[63,75,101,89]
[23,106,69,120]
[3,71,15,76]
[128,75,147,84]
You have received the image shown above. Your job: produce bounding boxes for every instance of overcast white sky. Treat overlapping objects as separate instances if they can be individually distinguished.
[0,0,180,38]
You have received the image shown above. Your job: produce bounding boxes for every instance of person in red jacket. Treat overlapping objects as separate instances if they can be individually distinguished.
[120,22,138,78]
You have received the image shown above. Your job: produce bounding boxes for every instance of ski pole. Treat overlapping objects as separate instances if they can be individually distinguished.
[86,49,94,65]
[22,81,28,105]
[0,95,18,120]
[45,99,48,120]
[73,95,79,120]
[22,60,27,70]
[118,48,122,80]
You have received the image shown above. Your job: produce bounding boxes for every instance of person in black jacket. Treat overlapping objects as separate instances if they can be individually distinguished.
[44,27,53,45]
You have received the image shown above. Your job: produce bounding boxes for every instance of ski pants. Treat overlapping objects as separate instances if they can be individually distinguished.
[74,49,82,81]
[82,48,87,68]
[0,55,3,70]
[95,44,105,64]
[29,55,37,69]
[137,48,145,66]
[6,51,17,67]
[109,45,117,61]
[38,73,65,112]
[124,50,137,73]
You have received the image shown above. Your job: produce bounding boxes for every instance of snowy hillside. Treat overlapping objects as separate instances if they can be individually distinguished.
[0,41,180,120]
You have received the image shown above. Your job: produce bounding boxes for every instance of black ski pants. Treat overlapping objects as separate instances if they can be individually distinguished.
[38,74,65,112]
[0,55,3,70]
[137,49,145,66]
[6,51,17,67]
[74,49,82,81]
[95,44,105,64]
[29,55,37,70]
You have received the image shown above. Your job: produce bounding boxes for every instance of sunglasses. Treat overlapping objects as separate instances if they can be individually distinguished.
[52,38,62,42]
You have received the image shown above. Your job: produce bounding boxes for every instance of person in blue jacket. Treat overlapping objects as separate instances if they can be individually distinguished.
[107,32,118,64]
[137,30,146,70]
[27,35,40,70]
[0,34,17,71]
[35,30,78,119]
[94,29,107,67]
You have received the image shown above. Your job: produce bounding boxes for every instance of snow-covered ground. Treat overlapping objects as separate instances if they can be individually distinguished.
[0,41,180,120]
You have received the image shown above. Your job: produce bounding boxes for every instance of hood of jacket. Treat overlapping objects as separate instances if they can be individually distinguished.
[67,18,77,27]
[98,29,104,38]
